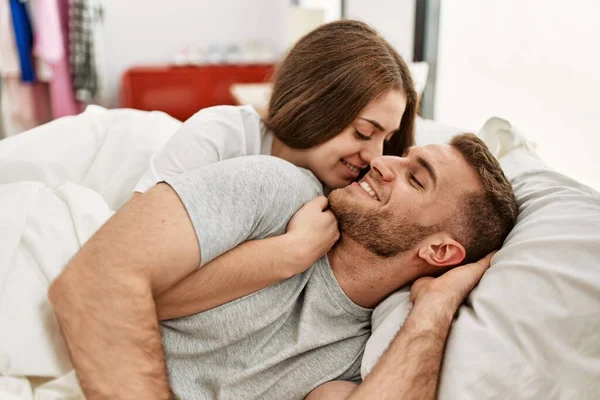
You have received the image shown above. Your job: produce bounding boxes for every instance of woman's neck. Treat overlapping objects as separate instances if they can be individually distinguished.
[270,135,309,169]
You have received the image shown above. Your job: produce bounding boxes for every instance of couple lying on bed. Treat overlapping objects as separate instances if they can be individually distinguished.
[48,20,517,400]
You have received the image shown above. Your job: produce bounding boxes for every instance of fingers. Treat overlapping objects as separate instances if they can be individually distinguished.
[470,250,498,275]
[323,209,340,237]
[484,250,498,263]
[309,196,329,211]
[409,251,500,306]
[323,208,337,222]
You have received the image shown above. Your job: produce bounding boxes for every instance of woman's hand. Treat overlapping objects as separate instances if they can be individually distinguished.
[285,196,340,274]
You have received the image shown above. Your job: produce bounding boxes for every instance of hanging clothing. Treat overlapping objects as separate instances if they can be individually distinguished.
[69,0,98,102]
[90,0,106,103]
[9,0,36,82]
[1,77,51,134]
[0,0,52,137]
[33,0,81,119]
[0,85,4,139]
[0,0,20,75]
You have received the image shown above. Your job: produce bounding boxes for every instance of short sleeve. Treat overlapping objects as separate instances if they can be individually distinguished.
[337,354,364,384]
[134,106,253,193]
[165,156,323,267]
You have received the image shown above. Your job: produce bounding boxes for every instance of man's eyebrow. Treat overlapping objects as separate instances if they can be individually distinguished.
[416,156,437,189]
[359,118,385,132]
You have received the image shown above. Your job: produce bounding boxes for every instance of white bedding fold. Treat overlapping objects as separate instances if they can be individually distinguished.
[0,182,112,378]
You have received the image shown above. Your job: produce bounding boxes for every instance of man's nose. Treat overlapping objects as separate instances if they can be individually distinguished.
[370,155,403,182]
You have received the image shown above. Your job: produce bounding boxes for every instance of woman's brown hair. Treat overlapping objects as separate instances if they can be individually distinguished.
[264,19,417,157]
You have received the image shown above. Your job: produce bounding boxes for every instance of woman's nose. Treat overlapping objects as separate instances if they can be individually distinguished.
[360,138,385,164]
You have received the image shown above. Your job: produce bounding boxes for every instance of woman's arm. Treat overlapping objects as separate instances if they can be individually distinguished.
[128,191,142,203]
[155,196,339,320]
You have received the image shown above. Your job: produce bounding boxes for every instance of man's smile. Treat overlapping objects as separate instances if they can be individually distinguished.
[352,179,380,201]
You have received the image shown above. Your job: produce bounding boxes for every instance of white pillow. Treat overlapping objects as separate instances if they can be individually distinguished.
[414,116,463,145]
[362,119,600,399]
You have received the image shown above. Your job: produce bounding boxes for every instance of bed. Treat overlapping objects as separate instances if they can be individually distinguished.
[0,106,598,399]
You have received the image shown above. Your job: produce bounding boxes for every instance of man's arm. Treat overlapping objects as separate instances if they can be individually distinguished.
[307,253,495,400]
[48,183,200,399]
[349,295,455,399]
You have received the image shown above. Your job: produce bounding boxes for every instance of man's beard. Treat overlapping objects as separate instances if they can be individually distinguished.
[328,188,437,258]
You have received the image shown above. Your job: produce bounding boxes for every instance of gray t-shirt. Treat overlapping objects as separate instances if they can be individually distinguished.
[162,156,372,400]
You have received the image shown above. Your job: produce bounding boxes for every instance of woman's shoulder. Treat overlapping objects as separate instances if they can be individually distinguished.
[180,105,267,156]
[186,104,260,124]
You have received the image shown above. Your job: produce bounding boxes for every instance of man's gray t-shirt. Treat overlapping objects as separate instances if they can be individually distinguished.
[162,156,372,400]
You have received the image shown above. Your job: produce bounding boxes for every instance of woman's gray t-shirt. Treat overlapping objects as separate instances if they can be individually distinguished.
[162,155,372,400]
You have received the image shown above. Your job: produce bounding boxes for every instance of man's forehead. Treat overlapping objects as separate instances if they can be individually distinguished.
[410,143,455,163]
[412,144,478,190]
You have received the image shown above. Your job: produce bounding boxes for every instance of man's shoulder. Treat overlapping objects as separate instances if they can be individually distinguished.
[218,155,323,193]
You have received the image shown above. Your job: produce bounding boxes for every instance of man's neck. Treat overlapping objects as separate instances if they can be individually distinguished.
[327,236,420,309]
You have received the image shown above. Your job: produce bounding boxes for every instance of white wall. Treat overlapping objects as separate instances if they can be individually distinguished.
[435,0,600,189]
[345,0,415,60]
[299,0,342,22]
[100,0,287,107]
[99,1,416,109]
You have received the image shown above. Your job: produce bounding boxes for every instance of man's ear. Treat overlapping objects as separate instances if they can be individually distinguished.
[417,234,466,267]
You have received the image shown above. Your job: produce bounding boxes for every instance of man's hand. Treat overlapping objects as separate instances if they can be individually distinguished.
[411,251,496,309]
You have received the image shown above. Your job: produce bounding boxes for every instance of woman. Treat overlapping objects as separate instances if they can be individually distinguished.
[145,19,418,318]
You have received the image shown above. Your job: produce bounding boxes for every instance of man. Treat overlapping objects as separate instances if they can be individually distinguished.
[49,134,517,399]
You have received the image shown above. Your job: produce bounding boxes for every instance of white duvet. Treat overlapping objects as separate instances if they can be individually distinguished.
[0,182,110,399]
[0,106,180,399]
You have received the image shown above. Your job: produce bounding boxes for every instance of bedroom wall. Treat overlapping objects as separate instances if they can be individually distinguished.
[434,0,600,189]
[345,0,415,61]
[100,0,288,108]
[99,1,418,111]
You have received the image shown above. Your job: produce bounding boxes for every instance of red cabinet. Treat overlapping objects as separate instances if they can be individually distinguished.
[120,64,274,121]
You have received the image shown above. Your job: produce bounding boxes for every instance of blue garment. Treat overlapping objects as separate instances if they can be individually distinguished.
[9,0,36,82]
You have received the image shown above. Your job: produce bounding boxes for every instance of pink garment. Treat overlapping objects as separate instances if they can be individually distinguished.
[2,77,52,134]
[32,0,80,118]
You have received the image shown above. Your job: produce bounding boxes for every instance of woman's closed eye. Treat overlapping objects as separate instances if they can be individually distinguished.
[353,129,371,141]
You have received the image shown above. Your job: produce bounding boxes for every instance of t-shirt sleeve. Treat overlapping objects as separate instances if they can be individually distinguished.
[165,155,323,267]
[134,106,250,193]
